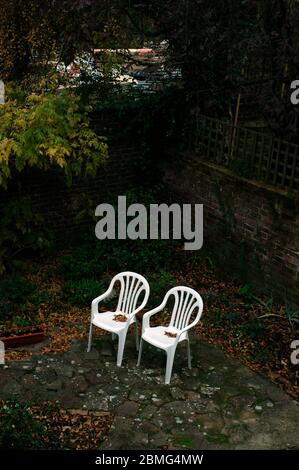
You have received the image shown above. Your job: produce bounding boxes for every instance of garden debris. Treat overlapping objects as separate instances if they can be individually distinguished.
[164,331,177,338]
[0,400,113,450]
[34,405,113,450]
[113,314,127,322]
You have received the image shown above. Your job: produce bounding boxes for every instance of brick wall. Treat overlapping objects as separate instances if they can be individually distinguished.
[162,153,299,306]
[1,143,141,242]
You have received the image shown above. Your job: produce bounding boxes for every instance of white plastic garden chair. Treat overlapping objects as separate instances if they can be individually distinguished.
[137,286,203,384]
[87,272,150,367]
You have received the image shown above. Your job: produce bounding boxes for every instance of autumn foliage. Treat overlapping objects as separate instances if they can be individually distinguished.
[0,86,108,188]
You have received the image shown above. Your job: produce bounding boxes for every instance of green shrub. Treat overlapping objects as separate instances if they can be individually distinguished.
[237,284,258,308]
[103,239,175,274]
[202,292,219,307]
[0,85,108,273]
[30,291,50,306]
[60,245,102,280]
[0,300,14,322]
[148,270,176,308]
[0,195,54,275]
[0,275,36,303]
[242,318,265,339]
[13,316,38,328]
[0,400,47,449]
[284,302,299,328]
[0,87,108,189]
[0,276,36,322]
[238,284,254,302]
[210,309,223,326]
[64,279,104,306]
[224,311,240,324]
[0,277,50,323]
[58,187,178,280]
[94,187,177,273]
[60,237,176,282]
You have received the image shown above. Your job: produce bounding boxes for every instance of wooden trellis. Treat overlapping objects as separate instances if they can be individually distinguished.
[194,115,299,191]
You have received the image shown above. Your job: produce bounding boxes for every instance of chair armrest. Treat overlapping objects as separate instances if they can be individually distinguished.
[132,299,149,317]
[91,287,113,317]
[141,305,164,333]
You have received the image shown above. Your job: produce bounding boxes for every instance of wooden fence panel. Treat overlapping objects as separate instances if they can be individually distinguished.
[194,115,299,191]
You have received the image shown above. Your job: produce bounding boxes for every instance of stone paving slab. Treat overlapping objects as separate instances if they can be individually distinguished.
[0,334,298,450]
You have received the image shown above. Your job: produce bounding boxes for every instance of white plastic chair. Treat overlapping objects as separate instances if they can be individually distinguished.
[87,272,150,367]
[137,286,203,384]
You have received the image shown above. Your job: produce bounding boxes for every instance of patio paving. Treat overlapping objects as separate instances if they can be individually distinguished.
[0,334,298,450]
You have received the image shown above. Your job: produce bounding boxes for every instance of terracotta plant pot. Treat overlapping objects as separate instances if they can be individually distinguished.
[0,327,45,349]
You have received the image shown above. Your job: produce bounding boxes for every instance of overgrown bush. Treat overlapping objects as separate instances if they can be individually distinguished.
[0,400,48,449]
[0,300,14,322]
[242,318,266,340]
[60,245,102,281]
[60,187,178,280]
[0,84,109,273]
[0,274,36,303]
[0,275,36,322]
[99,239,175,274]
[0,195,54,274]
[64,279,104,307]
[0,85,108,188]
[0,276,49,324]
[60,238,176,282]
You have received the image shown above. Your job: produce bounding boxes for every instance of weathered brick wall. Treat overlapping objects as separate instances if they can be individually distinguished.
[162,153,299,305]
[1,144,141,242]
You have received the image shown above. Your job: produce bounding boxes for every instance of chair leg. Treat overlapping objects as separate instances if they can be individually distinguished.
[137,338,143,366]
[116,332,126,367]
[135,321,139,351]
[87,322,93,352]
[187,339,192,369]
[165,348,176,385]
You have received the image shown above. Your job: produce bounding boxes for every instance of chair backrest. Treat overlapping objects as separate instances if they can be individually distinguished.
[111,272,150,316]
[165,286,203,331]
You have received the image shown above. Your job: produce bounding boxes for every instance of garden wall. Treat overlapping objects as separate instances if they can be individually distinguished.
[162,153,299,306]
[1,143,141,242]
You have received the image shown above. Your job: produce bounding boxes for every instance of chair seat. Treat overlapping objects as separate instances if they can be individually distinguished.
[92,311,132,333]
[143,326,188,350]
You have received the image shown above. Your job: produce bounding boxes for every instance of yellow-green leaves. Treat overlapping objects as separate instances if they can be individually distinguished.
[0,87,108,188]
